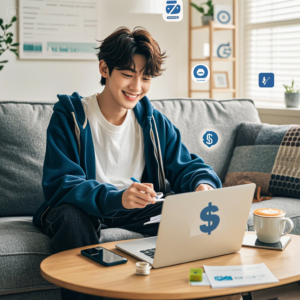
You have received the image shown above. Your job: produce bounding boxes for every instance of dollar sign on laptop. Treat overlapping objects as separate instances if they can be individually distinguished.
[200,202,220,235]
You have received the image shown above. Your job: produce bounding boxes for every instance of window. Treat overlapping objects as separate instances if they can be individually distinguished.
[243,0,300,107]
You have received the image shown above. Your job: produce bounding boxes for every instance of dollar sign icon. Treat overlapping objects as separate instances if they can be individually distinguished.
[200,202,220,235]
[203,131,218,148]
[207,134,213,144]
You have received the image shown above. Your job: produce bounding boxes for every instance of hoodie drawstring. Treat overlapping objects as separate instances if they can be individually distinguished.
[71,112,81,157]
[150,116,166,194]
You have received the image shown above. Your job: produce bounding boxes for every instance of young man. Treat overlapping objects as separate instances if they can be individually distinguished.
[33,26,222,300]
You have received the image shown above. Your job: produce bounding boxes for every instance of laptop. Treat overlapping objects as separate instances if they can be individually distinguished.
[115,184,256,268]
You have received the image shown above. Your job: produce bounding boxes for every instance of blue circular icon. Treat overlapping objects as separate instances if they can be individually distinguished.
[193,65,208,78]
[217,11,230,24]
[191,64,210,83]
[203,131,218,148]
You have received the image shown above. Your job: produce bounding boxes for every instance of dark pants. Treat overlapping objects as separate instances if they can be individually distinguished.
[41,202,163,300]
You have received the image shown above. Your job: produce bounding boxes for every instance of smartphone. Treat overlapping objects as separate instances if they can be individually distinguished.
[81,246,127,267]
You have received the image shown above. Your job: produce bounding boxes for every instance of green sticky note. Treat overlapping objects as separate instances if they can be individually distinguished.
[189,268,203,282]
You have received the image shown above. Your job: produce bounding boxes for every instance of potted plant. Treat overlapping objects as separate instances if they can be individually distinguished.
[190,0,214,26]
[283,79,300,108]
[0,16,19,71]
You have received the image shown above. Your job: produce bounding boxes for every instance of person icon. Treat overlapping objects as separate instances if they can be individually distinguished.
[262,77,266,85]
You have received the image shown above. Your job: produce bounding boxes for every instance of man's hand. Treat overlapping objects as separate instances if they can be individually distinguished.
[122,182,157,209]
[195,184,214,192]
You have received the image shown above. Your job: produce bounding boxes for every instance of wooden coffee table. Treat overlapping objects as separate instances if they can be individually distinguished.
[40,232,300,299]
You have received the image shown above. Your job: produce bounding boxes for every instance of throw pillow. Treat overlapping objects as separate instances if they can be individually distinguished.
[223,122,300,199]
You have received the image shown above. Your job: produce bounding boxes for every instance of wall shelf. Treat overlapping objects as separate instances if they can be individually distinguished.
[188,0,239,98]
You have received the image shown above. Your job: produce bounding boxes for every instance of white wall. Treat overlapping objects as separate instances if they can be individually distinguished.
[0,0,190,102]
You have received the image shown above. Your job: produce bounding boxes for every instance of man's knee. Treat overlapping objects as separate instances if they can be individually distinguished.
[47,204,100,233]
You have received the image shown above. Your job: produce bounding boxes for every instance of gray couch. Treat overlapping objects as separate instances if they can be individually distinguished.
[1,98,299,299]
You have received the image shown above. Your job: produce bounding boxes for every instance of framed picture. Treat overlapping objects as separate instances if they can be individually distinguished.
[213,71,229,89]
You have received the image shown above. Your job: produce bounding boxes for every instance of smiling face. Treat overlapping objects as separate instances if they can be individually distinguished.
[99,54,151,111]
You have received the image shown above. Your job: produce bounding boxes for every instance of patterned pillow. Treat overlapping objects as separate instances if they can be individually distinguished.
[223,122,300,199]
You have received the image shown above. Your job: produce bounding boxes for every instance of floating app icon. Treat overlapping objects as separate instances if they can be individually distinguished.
[259,73,274,88]
[217,11,230,24]
[217,43,231,58]
[163,0,183,22]
[202,131,218,148]
[191,64,210,83]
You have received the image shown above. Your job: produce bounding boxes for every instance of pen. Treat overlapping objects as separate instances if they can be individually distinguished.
[130,177,158,199]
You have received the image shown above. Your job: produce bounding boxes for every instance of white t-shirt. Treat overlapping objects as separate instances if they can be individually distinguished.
[81,94,146,191]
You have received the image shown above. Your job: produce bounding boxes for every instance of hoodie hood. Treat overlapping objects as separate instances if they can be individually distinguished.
[54,92,153,131]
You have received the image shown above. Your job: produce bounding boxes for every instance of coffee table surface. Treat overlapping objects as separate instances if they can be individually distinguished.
[40,232,300,299]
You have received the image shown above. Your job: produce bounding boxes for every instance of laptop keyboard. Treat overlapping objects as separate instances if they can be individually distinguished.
[140,248,156,259]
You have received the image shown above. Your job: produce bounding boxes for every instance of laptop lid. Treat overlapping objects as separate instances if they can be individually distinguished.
[152,184,256,268]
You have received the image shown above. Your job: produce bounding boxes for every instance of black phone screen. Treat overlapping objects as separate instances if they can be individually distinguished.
[81,247,127,264]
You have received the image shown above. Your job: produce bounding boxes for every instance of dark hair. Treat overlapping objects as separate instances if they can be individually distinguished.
[95,26,168,86]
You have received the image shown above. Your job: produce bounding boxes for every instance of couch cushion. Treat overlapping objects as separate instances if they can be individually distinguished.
[0,102,54,217]
[223,123,300,199]
[0,216,55,296]
[0,216,146,296]
[247,197,300,235]
[151,99,261,182]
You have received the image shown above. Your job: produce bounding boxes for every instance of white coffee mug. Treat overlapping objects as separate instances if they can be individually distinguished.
[253,208,294,244]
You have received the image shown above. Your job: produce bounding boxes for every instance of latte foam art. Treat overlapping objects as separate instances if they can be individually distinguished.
[253,208,285,217]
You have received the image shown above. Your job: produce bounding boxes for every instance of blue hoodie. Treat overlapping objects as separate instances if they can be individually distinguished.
[33,92,222,229]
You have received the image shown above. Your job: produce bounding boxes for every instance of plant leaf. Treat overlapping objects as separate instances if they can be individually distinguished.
[198,6,204,13]
[11,16,17,23]
[6,37,12,44]
[0,24,4,30]
[5,24,10,30]
[292,79,294,87]
[0,60,8,63]
[207,6,213,16]
[0,65,4,71]
[6,32,13,37]
[10,48,19,57]
[11,43,19,47]
[206,0,212,7]
[0,19,3,25]
[190,3,204,14]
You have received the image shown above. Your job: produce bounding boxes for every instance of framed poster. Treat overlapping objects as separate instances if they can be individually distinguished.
[19,0,99,60]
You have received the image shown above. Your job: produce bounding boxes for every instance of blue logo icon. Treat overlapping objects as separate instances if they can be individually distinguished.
[166,1,181,18]
[215,276,233,281]
[217,43,231,58]
[200,202,220,235]
[259,73,274,88]
[191,64,210,83]
[194,65,208,78]
[203,131,218,148]
[217,11,230,24]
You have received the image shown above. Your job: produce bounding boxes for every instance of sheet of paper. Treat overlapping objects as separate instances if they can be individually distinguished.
[190,273,211,286]
[144,214,161,225]
[204,263,278,289]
